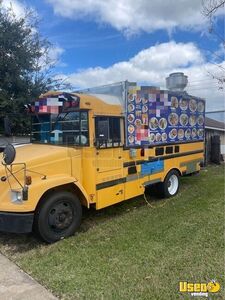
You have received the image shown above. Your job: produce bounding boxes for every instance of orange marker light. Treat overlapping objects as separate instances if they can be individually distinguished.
[25,176,32,185]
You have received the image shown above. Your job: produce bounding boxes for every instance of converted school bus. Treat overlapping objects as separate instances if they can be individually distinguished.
[0,79,205,243]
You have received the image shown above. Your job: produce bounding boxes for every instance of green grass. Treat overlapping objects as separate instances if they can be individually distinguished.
[0,164,224,299]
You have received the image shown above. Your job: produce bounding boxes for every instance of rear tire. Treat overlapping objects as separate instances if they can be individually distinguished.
[34,191,82,243]
[158,169,180,198]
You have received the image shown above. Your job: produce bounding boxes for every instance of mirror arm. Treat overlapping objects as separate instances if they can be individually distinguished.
[4,165,24,189]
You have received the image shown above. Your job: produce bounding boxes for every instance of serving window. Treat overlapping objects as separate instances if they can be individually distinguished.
[95,116,123,148]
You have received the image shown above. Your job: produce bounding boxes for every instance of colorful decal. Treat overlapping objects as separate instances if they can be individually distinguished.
[32,93,80,114]
[126,87,205,146]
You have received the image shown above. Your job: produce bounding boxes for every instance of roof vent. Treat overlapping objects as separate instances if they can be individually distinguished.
[166,72,188,91]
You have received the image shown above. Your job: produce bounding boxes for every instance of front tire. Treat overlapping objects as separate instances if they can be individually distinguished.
[34,191,82,243]
[158,169,180,198]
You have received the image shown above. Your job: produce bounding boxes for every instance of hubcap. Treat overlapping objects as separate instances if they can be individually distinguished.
[168,174,178,195]
[48,201,73,232]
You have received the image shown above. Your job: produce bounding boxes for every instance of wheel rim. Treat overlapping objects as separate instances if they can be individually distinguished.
[48,201,74,232]
[167,174,178,195]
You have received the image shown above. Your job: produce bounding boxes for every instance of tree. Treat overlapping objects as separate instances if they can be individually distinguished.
[0,3,71,134]
[202,0,225,89]
[202,0,225,18]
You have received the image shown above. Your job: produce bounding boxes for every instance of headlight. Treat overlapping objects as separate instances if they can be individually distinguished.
[10,190,23,204]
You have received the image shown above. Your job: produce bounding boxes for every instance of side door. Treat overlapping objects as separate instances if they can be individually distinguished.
[95,116,125,209]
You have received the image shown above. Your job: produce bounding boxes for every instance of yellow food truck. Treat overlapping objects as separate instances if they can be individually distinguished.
[0,81,205,242]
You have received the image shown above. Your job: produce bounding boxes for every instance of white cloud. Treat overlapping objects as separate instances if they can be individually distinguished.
[63,41,224,111]
[49,46,67,67]
[67,41,204,86]
[38,45,66,70]
[45,0,224,34]
[49,46,64,61]
[185,64,225,111]
[1,0,26,18]
[213,43,225,63]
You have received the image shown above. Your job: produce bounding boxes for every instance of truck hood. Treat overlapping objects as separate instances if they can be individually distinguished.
[12,144,72,165]
[0,143,79,180]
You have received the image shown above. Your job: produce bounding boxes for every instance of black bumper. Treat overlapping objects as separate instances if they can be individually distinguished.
[0,212,34,233]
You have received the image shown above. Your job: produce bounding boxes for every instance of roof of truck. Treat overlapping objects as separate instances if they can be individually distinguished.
[38,91,123,116]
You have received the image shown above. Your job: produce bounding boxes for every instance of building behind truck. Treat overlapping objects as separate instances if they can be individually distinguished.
[0,73,205,243]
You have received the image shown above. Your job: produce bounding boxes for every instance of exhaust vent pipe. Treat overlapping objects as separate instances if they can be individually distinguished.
[166,72,188,91]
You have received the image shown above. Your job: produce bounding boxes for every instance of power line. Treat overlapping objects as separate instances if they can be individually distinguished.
[187,86,224,91]
[188,83,222,87]
[187,83,224,88]
[188,78,219,84]
[208,61,225,72]
[198,46,225,62]
[187,84,224,90]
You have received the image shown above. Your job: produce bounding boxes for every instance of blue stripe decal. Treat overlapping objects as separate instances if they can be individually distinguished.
[141,160,164,176]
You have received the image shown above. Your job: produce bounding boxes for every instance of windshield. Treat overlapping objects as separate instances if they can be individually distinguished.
[31,111,89,146]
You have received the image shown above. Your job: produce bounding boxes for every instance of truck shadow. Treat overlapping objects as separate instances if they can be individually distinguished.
[0,173,197,256]
[80,194,149,233]
[0,193,160,255]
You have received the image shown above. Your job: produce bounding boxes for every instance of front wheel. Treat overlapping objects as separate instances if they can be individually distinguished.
[158,170,180,198]
[34,191,82,243]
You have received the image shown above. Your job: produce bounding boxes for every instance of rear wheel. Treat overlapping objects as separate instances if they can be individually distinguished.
[158,169,180,198]
[34,191,82,243]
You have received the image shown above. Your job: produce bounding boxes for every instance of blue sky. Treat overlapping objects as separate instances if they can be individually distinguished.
[2,0,225,111]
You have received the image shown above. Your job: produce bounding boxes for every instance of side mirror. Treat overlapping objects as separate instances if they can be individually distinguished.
[2,144,16,165]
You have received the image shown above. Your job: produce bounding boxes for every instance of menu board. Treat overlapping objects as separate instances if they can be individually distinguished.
[126,86,205,147]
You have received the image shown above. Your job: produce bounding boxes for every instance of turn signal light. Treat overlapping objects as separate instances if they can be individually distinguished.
[25,176,32,185]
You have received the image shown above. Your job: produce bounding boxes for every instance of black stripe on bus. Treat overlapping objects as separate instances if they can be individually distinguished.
[97,149,204,190]
[96,178,126,190]
[123,149,204,167]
